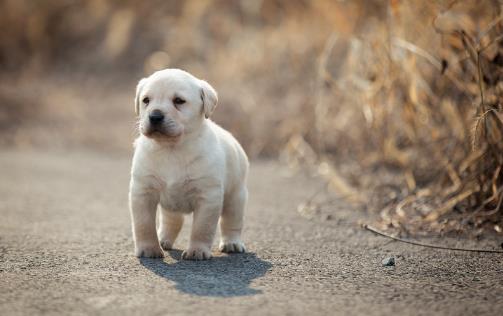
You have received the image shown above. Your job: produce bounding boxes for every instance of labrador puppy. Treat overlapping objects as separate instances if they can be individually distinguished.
[129,69,248,260]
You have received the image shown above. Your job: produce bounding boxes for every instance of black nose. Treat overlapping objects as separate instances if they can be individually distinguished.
[149,110,164,124]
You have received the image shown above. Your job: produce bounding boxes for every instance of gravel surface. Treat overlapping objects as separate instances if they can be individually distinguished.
[1,149,502,315]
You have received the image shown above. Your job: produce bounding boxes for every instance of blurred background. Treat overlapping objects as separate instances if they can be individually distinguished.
[0,0,502,235]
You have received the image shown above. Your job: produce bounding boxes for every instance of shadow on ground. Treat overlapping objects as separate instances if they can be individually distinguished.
[140,250,272,297]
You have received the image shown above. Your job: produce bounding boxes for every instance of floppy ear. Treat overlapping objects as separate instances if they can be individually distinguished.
[199,79,218,119]
[134,78,147,115]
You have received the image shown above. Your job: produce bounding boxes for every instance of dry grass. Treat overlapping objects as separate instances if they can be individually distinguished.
[291,0,503,236]
[0,0,502,235]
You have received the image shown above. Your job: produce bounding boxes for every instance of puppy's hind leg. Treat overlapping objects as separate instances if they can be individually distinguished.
[219,187,247,253]
[158,208,184,251]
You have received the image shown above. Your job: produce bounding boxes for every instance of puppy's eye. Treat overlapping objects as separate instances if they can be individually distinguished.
[142,97,150,105]
[173,97,185,105]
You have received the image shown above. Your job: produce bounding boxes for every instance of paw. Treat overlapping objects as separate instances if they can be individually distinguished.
[135,244,164,258]
[219,240,246,253]
[181,245,212,260]
[159,239,173,251]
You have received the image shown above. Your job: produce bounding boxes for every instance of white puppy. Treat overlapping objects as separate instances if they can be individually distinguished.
[129,69,249,260]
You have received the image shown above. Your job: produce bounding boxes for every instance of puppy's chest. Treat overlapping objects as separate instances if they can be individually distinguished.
[154,162,216,213]
[159,175,202,213]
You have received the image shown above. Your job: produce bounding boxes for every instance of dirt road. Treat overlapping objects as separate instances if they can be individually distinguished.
[1,149,502,315]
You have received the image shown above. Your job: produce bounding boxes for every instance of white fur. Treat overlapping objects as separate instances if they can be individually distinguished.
[129,69,249,260]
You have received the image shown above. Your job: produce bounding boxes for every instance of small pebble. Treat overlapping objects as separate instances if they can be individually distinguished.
[382,256,395,266]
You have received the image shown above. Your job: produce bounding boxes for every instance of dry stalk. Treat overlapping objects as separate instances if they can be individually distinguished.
[364,224,503,253]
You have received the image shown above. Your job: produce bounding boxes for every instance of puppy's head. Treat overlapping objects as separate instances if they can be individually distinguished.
[134,69,218,142]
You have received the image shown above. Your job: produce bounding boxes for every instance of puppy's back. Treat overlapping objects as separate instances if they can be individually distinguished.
[207,120,249,188]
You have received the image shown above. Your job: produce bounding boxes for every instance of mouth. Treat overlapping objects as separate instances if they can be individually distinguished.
[143,126,182,141]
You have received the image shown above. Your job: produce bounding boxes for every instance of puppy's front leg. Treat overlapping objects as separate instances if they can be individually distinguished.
[182,198,221,260]
[129,185,163,258]
[219,187,247,253]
